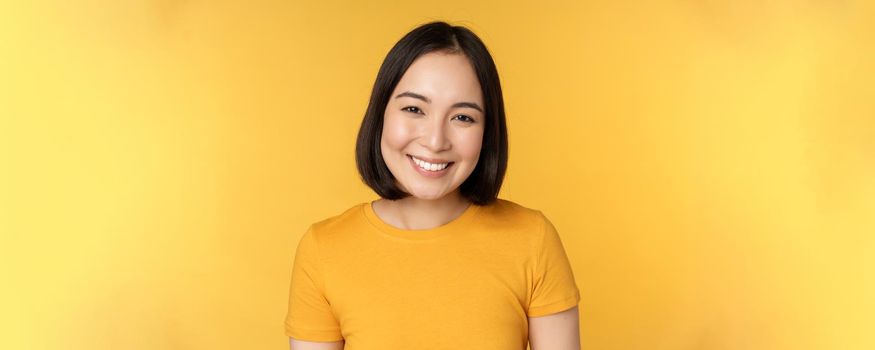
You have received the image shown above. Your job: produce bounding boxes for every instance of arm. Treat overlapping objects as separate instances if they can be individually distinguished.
[528,305,580,350]
[289,338,344,350]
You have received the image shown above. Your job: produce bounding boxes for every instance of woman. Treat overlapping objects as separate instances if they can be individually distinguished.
[285,21,581,350]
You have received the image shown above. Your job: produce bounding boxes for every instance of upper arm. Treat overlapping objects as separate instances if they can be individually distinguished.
[289,338,344,350]
[285,228,344,341]
[528,305,580,350]
[528,211,581,317]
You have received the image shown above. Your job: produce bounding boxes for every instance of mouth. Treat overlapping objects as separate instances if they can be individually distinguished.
[407,154,454,176]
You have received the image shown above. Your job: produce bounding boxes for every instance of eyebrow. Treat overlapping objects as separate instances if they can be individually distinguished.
[394,91,484,113]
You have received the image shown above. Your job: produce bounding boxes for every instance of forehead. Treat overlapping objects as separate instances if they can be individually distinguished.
[392,51,483,105]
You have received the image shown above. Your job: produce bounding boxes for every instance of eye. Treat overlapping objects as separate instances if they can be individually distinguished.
[402,106,423,114]
[454,114,476,123]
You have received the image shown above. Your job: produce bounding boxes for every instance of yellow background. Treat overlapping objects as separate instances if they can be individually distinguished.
[1,1,873,349]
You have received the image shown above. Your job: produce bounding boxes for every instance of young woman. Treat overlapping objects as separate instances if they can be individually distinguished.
[285,21,581,350]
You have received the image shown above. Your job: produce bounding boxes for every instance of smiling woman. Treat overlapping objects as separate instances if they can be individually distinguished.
[380,51,485,196]
[355,21,508,209]
[284,21,581,350]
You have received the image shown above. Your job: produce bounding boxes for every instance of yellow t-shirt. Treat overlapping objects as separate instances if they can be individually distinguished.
[284,198,580,349]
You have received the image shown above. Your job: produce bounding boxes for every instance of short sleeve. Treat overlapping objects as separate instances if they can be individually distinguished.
[284,225,343,341]
[527,212,581,317]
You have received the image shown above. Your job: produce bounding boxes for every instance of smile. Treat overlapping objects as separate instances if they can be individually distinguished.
[407,155,454,178]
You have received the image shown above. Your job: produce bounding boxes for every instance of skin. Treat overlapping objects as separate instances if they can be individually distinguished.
[290,50,579,350]
[528,306,581,350]
[373,50,486,228]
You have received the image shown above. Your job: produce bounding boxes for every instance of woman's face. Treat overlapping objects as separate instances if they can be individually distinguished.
[380,51,486,201]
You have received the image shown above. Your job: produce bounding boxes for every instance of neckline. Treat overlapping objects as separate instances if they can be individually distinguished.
[362,199,482,241]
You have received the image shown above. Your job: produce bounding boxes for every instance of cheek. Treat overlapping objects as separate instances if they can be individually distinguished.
[456,129,484,161]
[381,113,414,151]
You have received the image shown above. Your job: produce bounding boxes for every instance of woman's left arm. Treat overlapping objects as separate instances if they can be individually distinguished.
[528,305,580,350]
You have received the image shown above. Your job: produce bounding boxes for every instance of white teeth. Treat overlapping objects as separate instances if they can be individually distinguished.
[412,156,449,171]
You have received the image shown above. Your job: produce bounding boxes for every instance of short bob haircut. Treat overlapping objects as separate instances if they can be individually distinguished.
[355,21,508,206]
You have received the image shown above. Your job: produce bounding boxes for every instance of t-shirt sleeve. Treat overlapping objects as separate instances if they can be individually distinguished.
[284,225,344,341]
[527,211,582,317]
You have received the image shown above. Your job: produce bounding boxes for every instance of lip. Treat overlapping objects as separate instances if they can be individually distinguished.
[408,154,452,164]
[408,155,453,178]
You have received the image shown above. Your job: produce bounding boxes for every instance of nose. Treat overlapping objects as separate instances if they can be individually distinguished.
[421,117,451,152]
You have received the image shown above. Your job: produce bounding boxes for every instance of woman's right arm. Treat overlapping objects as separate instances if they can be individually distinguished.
[289,337,344,350]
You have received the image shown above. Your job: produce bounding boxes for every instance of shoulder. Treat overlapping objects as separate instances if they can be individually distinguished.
[306,202,369,242]
[481,198,549,227]
[475,198,553,247]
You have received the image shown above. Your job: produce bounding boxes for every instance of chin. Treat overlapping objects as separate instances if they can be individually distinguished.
[408,191,446,201]
[403,186,451,200]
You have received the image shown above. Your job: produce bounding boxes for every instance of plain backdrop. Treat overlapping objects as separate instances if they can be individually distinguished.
[1,1,873,349]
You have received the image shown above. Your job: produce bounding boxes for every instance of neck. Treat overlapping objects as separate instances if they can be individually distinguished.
[374,192,471,230]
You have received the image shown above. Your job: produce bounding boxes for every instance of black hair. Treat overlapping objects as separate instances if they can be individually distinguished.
[355,21,508,206]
